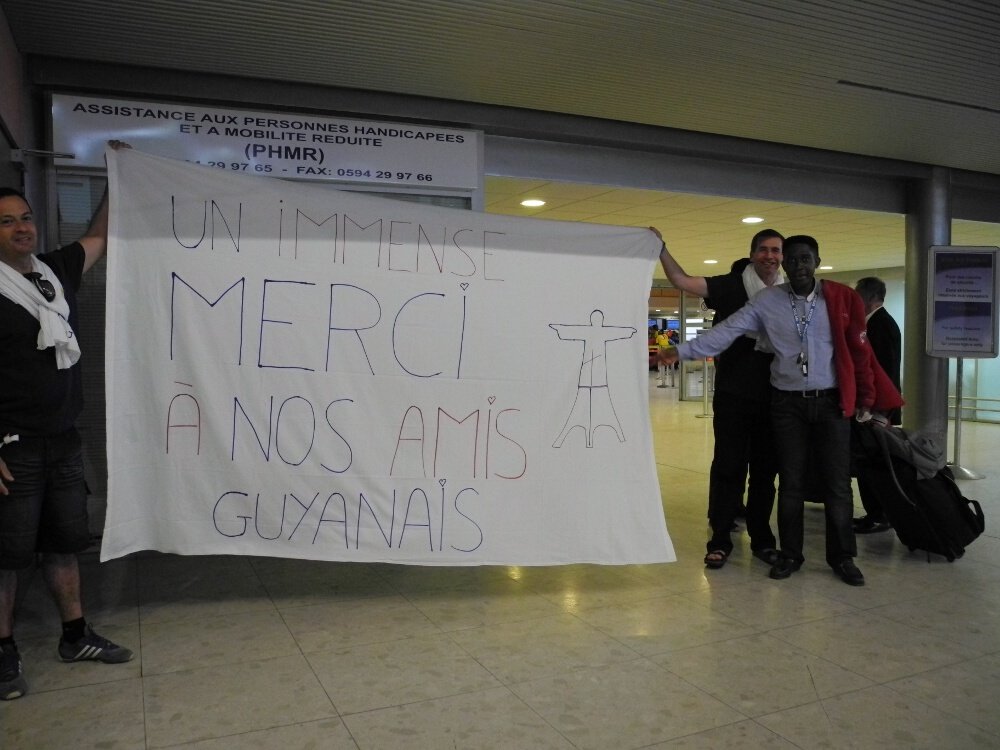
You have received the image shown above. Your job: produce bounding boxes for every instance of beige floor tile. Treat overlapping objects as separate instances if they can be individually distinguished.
[342,687,576,750]
[77,554,140,621]
[588,560,736,608]
[757,684,997,749]
[509,561,652,588]
[158,718,358,749]
[797,553,964,608]
[871,589,1000,654]
[307,632,500,714]
[680,576,860,629]
[769,609,979,682]
[959,532,1000,566]
[511,659,744,749]
[370,562,521,592]
[143,654,336,747]
[643,719,800,749]
[511,563,681,612]
[406,580,564,631]
[656,473,712,503]
[887,652,1000,736]
[639,539,710,577]
[651,515,710,545]
[135,552,258,580]
[140,608,300,675]
[628,556,737,595]
[9,395,1000,750]
[574,592,759,655]
[280,594,440,652]
[0,678,145,749]
[449,613,641,683]
[954,563,1000,602]
[138,572,275,625]
[250,558,397,606]
[653,633,873,716]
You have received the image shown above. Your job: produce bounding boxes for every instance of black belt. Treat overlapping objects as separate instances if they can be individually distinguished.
[778,387,838,399]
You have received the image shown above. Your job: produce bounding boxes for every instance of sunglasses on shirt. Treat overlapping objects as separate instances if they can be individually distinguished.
[23,272,56,302]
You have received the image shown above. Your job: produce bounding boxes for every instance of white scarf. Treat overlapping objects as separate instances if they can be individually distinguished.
[742,263,782,352]
[0,256,81,368]
[741,262,771,299]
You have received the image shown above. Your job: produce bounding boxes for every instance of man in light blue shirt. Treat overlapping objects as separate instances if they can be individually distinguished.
[663,236,882,586]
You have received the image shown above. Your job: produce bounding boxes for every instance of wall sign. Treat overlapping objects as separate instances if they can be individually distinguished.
[51,94,482,191]
[927,245,1000,358]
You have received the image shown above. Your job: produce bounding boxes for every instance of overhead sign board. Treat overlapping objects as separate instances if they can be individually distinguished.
[51,94,482,191]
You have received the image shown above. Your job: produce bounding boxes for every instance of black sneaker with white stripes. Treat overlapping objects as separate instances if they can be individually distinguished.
[58,625,133,664]
[0,642,28,700]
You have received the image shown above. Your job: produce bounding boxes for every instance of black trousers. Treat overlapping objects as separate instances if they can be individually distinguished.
[770,389,857,566]
[706,390,778,555]
[856,469,887,521]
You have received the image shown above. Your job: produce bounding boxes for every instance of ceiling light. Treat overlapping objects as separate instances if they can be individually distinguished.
[520,199,545,207]
[819,265,833,270]
[704,259,718,264]
[742,216,764,224]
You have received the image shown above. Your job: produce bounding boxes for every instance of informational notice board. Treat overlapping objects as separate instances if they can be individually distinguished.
[927,246,1000,358]
[51,94,481,192]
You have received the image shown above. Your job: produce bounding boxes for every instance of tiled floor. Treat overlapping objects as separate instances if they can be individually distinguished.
[3,376,999,749]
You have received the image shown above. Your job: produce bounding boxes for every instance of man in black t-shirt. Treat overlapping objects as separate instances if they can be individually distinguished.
[651,226,784,569]
[0,141,132,702]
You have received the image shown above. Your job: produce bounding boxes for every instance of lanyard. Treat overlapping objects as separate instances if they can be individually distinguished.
[788,289,817,376]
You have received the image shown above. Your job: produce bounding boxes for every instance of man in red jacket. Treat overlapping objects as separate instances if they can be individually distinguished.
[662,236,903,585]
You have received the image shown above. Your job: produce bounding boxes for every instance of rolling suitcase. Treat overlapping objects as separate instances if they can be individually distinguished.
[856,424,985,561]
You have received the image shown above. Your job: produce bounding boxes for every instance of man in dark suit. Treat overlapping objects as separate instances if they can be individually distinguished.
[853,276,902,533]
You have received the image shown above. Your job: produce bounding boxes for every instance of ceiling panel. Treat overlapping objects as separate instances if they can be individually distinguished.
[483,177,997,284]
[2,0,998,173]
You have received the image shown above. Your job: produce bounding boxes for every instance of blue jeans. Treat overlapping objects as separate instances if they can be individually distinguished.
[770,389,857,566]
[0,429,91,569]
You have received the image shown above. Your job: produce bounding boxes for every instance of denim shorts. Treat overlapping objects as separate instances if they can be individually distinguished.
[0,428,91,569]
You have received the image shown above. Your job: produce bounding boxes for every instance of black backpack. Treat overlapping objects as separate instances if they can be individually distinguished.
[861,425,985,561]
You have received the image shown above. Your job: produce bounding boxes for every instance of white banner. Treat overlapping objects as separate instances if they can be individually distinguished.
[52,94,481,190]
[101,149,673,566]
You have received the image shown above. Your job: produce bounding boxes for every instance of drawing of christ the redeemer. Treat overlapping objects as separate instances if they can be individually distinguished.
[549,309,637,448]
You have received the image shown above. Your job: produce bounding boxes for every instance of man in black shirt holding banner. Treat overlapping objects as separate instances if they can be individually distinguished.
[0,141,132,701]
[651,226,784,569]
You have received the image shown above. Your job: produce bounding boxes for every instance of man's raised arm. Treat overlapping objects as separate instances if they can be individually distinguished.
[79,140,131,273]
[649,226,709,298]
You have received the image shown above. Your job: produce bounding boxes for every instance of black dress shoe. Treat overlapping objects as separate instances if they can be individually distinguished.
[832,559,865,586]
[853,515,891,534]
[752,548,780,566]
[769,557,802,580]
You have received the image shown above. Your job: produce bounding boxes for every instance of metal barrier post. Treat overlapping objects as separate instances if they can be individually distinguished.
[696,359,712,419]
[949,357,983,479]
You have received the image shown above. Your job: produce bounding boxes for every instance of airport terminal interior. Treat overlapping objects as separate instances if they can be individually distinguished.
[3,2,1000,749]
[1,381,999,749]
